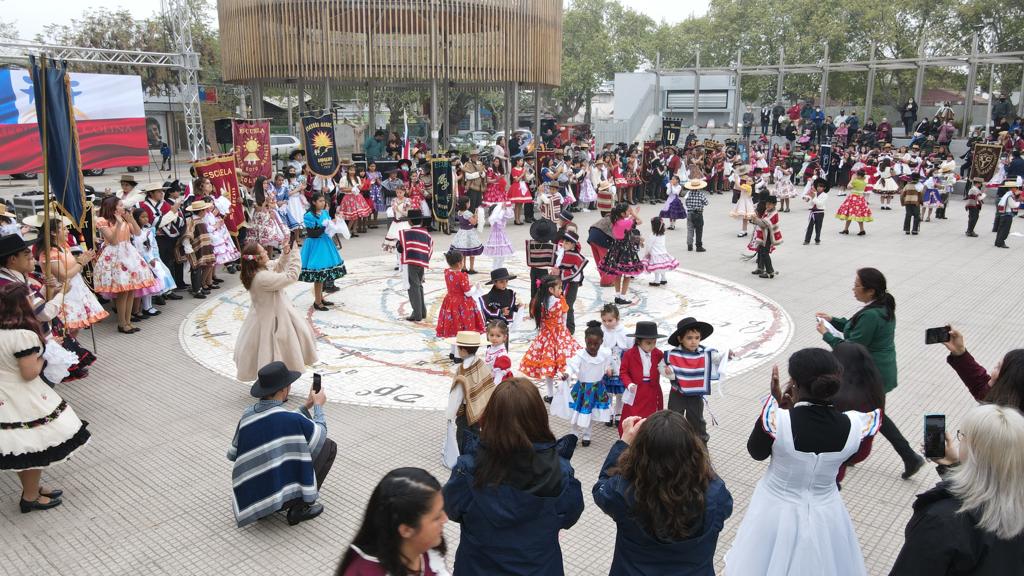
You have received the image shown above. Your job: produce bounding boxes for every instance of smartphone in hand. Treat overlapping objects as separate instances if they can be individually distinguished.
[312,373,322,394]
[925,326,951,345]
[923,414,946,458]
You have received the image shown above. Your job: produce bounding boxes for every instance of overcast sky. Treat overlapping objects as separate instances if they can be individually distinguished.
[6,0,710,40]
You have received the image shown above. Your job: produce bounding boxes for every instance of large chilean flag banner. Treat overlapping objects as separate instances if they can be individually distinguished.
[0,69,147,174]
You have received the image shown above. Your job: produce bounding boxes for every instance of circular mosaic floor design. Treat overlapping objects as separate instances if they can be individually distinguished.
[180,254,793,410]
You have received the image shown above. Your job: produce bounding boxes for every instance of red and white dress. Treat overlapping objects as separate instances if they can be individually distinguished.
[338,177,372,220]
[520,295,581,379]
[435,268,485,337]
[835,189,873,222]
[482,169,509,206]
[507,167,533,204]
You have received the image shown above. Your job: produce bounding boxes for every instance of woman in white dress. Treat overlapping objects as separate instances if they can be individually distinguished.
[725,347,881,576]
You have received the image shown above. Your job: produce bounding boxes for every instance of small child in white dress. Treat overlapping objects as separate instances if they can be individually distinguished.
[642,217,679,286]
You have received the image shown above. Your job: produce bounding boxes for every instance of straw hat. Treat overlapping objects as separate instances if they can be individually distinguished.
[22,211,73,228]
[141,182,169,194]
[186,200,211,212]
[119,174,138,186]
[684,179,707,190]
[597,180,612,191]
[446,331,484,348]
[158,210,180,229]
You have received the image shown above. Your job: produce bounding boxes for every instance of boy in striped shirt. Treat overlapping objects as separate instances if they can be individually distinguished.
[662,317,732,444]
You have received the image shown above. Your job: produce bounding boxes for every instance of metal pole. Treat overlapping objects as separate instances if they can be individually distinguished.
[734,49,743,135]
[368,82,376,133]
[820,43,829,110]
[776,46,785,104]
[913,36,926,105]
[654,51,661,116]
[430,78,439,154]
[252,82,263,117]
[963,32,979,137]
[1018,66,1024,117]
[865,44,876,121]
[287,84,294,137]
[533,86,541,143]
[324,80,331,113]
[239,86,247,119]
[512,81,520,131]
[692,48,701,129]
[297,78,305,118]
[985,63,995,133]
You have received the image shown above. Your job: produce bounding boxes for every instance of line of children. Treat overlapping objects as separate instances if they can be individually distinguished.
[641,217,678,286]
[554,320,613,447]
[436,251,485,362]
[520,274,581,402]
[599,304,632,428]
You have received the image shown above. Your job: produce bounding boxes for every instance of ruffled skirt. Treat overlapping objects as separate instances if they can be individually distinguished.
[94,241,156,297]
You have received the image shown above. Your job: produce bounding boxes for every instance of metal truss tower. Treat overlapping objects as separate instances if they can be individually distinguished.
[162,0,206,159]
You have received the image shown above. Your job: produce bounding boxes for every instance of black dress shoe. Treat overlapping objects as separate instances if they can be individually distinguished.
[141,309,160,317]
[695,247,706,252]
[286,502,324,526]
[312,303,329,311]
[405,316,422,322]
[20,496,62,513]
[192,292,207,299]
[39,488,63,499]
[543,395,552,403]
[581,439,591,447]
[901,455,926,480]
[152,295,166,306]
[131,314,145,322]
[324,285,340,294]
[165,292,183,300]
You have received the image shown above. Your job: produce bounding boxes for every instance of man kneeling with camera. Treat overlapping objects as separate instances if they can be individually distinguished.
[227,362,337,527]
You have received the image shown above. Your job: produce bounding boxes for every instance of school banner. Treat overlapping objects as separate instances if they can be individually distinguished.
[231,119,271,189]
[661,119,682,147]
[29,58,87,230]
[819,144,833,176]
[300,114,339,177]
[970,143,1002,183]
[0,68,147,175]
[193,154,244,234]
[431,158,454,224]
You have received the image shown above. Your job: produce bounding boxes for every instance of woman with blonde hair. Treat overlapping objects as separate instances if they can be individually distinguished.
[890,404,1024,575]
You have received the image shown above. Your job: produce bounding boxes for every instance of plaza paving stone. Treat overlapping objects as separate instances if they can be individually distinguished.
[2,192,1021,575]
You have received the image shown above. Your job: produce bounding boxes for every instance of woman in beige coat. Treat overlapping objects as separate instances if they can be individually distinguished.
[234,242,318,381]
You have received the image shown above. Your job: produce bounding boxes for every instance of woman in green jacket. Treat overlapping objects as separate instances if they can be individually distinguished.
[816,267,926,479]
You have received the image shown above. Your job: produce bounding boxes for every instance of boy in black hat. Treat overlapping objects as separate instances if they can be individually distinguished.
[747,194,782,279]
[555,229,587,334]
[526,219,558,299]
[899,173,923,235]
[478,268,519,325]
[397,210,433,321]
[662,318,731,444]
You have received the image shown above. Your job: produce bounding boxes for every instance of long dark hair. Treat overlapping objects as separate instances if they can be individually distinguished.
[788,347,843,403]
[99,195,120,221]
[987,349,1024,412]
[831,342,886,413]
[475,378,556,488]
[530,274,560,329]
[239,242,263,290]
[0,283,46,346]
[336,468,445,576]
[253,176,267,206]
[849,267,895,330]
[613,410,712,540]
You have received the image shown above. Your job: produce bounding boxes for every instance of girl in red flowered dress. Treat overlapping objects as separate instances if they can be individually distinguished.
[520,274,582,402]
[435,251,485,362]
[507,157,532,224]
[482,158,508,206]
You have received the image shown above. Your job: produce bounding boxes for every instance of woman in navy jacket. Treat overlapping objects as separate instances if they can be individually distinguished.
[593,410,733,575]
[443,378,584,575]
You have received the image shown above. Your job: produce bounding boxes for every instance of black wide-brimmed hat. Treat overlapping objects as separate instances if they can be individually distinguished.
[529,218,558,242]
[559,229,580,246]
[628,321,666,340]
[668,317,714,346]
[486,267,517,285]
[249,361,303,397]
[558,208,574,222]
[0,233,35,260]
[405,209,425,224]
[812,177,829,190]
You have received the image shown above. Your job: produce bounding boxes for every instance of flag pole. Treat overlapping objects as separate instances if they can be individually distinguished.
[37,56,54,302]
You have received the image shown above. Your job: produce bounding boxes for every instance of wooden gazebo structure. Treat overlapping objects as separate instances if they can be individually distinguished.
[217,0,563,150]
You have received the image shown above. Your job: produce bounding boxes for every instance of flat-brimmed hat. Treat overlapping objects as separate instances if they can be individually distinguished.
[1001,177,1022,188]
[0,233,35,259]
[469,148,481,156]
[559,229,580,246]
[141,182,169,194]
[119,174,138,186]
[288,149,305,160]
[529,218,559,242]
[558,208,573,222]
[405,209,425,224]
[486,267,517,285]
[158,210,180,229]
[446,331,484,348]
[22,211,73,228]
[684,179,707,190]
[186,200,211,212]
[736,165,750,176]
[597,180,612,191]
[249,361,303,397]
[971,177,984,184]
[628,321,665,340]
[668,317,714,346]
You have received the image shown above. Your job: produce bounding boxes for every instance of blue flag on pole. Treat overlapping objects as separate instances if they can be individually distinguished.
[29,57,87,230]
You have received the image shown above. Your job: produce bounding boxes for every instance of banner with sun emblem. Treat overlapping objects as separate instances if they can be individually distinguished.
[231,119,271,189]
[300,114,339,178]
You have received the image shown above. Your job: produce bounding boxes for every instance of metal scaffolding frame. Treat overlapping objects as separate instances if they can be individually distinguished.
[656,36,1024,137]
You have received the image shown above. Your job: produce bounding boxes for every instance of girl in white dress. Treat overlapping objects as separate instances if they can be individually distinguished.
[725,348,881,576]
[641,217,678,286]
[554,321,613,446]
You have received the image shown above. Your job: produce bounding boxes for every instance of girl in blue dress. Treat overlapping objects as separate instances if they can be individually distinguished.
[300,193,347,311]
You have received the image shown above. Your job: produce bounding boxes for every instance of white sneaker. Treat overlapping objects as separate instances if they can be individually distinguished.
[737,231,748,237]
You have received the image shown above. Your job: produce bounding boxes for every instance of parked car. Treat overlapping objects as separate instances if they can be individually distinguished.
[12,167,108,179]
[469,130,494,150]
[270,134,302,164]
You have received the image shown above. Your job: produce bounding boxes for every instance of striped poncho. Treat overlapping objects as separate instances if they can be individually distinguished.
[227,402,326,527]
